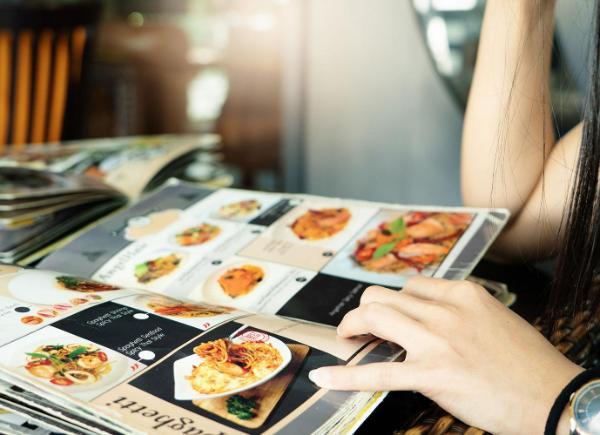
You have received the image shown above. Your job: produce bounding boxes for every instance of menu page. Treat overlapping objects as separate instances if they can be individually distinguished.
[0,264,401,434]
[0,135,219,199]
[40,183,509,327]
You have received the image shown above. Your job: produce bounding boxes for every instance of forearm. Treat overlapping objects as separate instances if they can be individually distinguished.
[461,0,556,214]
[490,123,581,261]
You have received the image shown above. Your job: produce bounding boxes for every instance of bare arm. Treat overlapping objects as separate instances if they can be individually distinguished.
[461,0,581,260]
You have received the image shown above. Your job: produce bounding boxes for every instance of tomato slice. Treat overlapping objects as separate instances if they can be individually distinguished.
[97,352,108,362]
[355,247,375,262]
[50,377,73,386]
[27,359,51,367]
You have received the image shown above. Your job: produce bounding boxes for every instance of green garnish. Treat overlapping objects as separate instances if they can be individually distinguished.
[56,276,80,289]
[389,217,406,236]
[26,352,62,365]
[134,263,148,277]
[226,395,258,420]
[67,346,89,360]
[26,352,51,359]
[371,218,407,259]
[372,242,397,259]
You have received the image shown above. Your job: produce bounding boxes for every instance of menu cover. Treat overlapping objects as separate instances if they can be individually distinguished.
[0,183,509,434]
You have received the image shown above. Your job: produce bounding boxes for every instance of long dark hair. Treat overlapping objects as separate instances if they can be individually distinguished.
[550,2,600,321]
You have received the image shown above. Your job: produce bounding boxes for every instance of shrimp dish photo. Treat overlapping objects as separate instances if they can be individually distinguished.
[353,212,473,274]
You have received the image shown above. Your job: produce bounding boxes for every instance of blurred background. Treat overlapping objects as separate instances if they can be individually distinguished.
[0,0,592,204]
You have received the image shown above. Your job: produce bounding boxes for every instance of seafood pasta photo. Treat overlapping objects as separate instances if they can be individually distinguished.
[188,339,284,395]
[173,331,292,400]
[24,343,112,387]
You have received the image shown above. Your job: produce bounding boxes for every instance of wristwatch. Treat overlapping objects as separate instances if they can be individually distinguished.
[569,379,600,434]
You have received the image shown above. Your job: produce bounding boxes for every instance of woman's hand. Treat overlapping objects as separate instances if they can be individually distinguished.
[308,277,582,434]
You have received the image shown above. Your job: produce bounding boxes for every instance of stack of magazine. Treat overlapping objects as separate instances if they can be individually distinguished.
[0,135,221,263]
[0,183,508,434]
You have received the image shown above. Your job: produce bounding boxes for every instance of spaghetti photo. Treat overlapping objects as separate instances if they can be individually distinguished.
[186,338,283,395]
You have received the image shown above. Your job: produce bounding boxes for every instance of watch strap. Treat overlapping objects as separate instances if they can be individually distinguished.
[544,367,600,435]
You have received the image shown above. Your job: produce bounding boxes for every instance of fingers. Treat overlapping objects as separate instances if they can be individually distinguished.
[309,362,423,391]
[336,302,430,352]
[402,276,450,300]
[360,285,441,322]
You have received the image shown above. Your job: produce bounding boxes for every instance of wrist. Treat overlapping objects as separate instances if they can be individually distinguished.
[556,404,571,435]
[516,363,583,435]
[544,366,600,435]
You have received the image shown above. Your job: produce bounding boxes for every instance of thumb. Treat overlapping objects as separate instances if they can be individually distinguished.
[308,362,422,392]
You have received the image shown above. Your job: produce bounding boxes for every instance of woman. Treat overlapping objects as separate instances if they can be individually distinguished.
[308,1,599,434]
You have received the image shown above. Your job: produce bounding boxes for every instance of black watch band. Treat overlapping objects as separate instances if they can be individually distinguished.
[544,367,600,435]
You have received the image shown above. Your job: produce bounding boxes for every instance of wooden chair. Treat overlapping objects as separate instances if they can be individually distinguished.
[0,1,101,151]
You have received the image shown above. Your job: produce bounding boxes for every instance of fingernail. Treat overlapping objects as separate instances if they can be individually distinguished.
[309,369,326,387]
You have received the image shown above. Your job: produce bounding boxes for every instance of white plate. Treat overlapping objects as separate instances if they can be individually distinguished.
[16,342,128,394]
[172,332,292,401]
[8,270,120,306]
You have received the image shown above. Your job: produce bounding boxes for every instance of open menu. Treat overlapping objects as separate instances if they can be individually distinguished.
[0,135,221,263]
[0,134,221,200]
[0,183,508,434]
